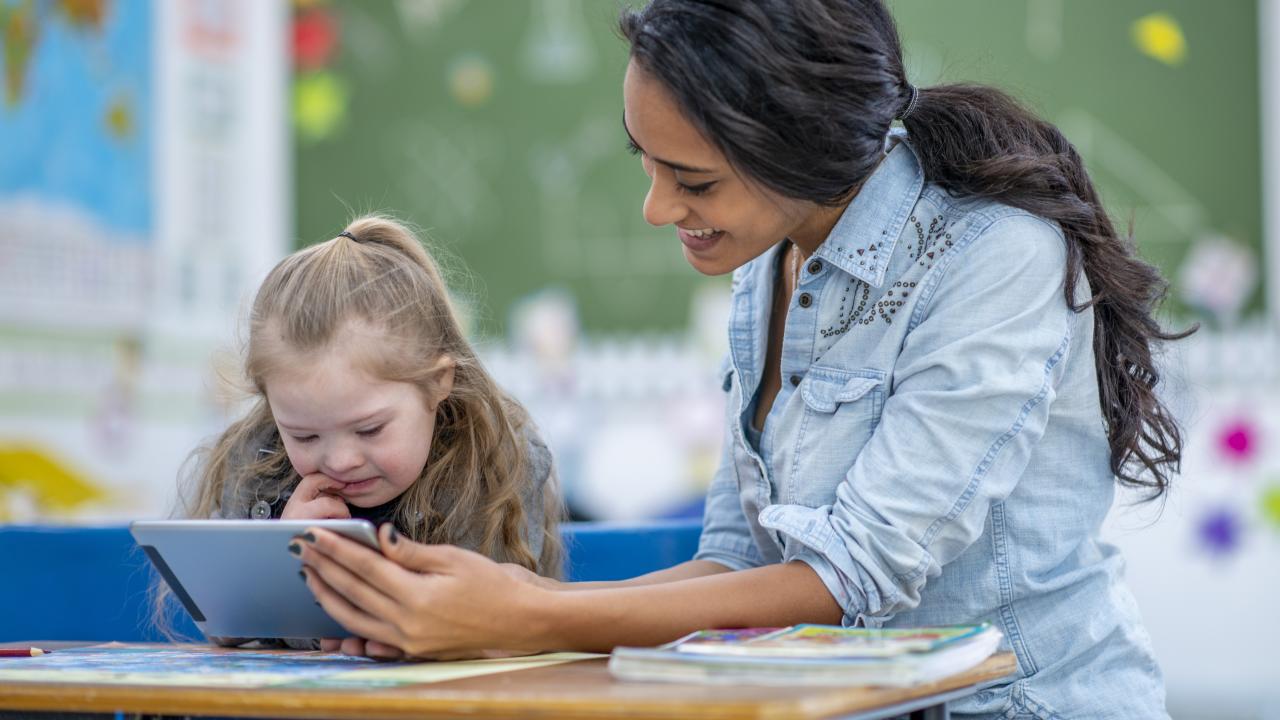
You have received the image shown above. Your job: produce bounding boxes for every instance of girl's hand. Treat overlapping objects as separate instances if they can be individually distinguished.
[297,524,553,658]
[319,636,405,660]
[281,473,351,520]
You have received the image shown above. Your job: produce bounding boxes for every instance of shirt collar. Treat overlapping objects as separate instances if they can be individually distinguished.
[813,132,925,287]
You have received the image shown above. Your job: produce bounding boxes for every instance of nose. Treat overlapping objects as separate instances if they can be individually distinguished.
[321,439,363,477]
[641,172,687,228]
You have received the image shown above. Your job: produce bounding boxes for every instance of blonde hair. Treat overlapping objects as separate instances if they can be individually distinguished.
[180,215,562,574]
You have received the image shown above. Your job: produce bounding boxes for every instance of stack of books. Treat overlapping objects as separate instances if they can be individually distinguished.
[608,623,1003,687]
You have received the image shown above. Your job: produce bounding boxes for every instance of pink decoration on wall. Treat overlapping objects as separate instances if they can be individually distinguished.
[1217,418,1258,464]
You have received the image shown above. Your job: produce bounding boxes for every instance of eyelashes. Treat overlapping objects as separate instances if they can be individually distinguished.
[288,424,384,444]
[678,181,714,197]
[627,141,715,196]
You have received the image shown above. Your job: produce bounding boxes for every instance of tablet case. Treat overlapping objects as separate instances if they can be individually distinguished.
[130,519,380,640]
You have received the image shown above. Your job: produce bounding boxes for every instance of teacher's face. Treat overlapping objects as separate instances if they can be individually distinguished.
[623,61,824,276]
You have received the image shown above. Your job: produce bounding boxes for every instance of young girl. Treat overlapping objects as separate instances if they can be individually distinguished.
[295,1,1187,716]
[171,215,562,646]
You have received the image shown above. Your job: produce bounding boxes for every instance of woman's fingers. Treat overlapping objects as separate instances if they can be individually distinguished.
[319,638,342,653]
[299,532,401,620]
[300,524,541,656]
[303,564,400,647]
[339,636,366,657]
[377,522,464,575]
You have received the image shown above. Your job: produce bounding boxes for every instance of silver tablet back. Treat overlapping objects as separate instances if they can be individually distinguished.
[130,519,380,640]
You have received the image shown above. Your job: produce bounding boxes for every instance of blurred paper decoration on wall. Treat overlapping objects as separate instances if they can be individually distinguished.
[1217,416,1260,465]
[448,53,495,108]
[0,0,288,520]
[520,0,594,85]
[0,444,108,521]
[293,70,347,142]
[1262,484,1280,530]
[1196,506,1244,557]
[292,1,337,71]
[510,287,580,389]
[1131,12,1188,66]
[1177,236,1258,327]
[394,0,462,36]
[291,1,347,142]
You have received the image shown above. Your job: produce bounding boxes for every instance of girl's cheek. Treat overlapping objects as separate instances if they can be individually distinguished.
[287,448,315,475]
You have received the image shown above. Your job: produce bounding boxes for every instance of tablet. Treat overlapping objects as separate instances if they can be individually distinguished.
[130,519,380,640]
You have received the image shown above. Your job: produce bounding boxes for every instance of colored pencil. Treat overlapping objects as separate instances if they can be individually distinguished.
[0,648,50,657]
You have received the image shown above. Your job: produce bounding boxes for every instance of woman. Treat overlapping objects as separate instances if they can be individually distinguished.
[295,1,1188,715]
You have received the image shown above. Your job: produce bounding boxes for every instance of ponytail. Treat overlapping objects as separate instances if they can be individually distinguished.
[902,84,1196,498]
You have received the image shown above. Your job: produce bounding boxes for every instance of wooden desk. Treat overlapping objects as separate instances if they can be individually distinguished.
[0,643,1016,720]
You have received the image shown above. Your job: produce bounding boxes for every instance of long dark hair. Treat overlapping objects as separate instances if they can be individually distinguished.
[620,0,1195,498]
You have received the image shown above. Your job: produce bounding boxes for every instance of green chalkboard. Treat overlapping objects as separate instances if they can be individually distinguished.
[890,0,1261,319]
[293,0,1260,335]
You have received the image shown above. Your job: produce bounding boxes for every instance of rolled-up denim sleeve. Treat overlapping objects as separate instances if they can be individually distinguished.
[760,214,1076,624]
[694,360,765,571]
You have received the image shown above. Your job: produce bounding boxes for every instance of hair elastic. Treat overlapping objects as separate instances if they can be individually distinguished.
[338,230,360,242]
[897,84,920,121]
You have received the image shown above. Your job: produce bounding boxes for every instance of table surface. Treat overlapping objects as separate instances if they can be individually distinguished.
[0,643,1017,720]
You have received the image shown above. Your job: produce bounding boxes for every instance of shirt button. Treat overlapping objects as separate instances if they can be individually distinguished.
[789,375,802,387]
[807,260,823,275]
[250,500,272,520]
[798,292,813,308]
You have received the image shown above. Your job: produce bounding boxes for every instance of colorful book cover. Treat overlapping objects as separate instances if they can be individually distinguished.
[671,623,992,658]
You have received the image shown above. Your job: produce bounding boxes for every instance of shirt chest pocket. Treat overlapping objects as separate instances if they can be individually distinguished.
[784,369,885,505]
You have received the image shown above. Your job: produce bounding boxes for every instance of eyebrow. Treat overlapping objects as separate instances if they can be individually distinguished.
[622,115,717,175]
[276,411,388,433]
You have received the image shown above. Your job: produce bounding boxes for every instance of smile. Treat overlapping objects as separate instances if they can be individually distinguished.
[677,226,724,252]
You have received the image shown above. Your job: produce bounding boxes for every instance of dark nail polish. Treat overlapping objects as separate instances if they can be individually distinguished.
[300,532,316,544]
[299,570,307,581]
[388,526,399,544]
[314,600,321,606]
[287,542,302,556]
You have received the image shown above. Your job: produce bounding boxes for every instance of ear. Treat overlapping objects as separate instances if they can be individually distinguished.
[429,356,456,410]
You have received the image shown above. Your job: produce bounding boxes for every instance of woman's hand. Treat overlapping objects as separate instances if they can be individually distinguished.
[281,473,350,520]
[297,524,555,659]
[499,562,564,591]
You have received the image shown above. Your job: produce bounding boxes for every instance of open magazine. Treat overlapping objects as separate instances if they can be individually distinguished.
[609,623,1003,687]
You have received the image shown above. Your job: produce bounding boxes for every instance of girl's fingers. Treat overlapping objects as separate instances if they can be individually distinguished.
[314,495,352,519]
[319,638,342,653]
[296,472,340,499]
[339,637,366,657]
[363,639,405,660]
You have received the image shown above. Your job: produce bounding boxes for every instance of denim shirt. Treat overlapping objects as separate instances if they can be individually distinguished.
[694,133,1168,719]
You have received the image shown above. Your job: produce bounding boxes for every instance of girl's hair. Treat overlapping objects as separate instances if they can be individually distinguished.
[620,0,1195,498]
[182,214,563,573]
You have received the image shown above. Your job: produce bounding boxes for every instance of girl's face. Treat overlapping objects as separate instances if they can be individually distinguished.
[622,60,842,274]
[265,336,452,508]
